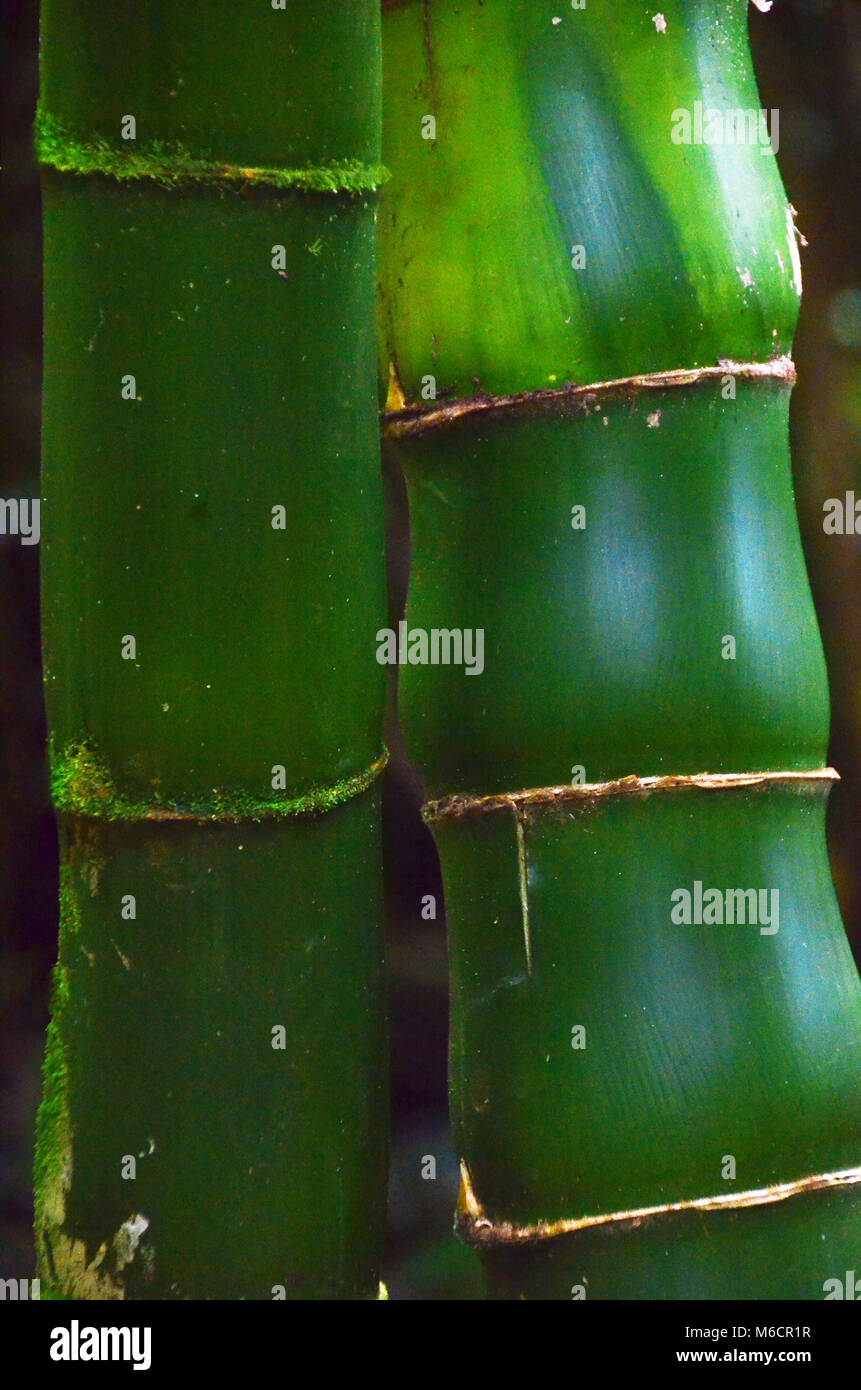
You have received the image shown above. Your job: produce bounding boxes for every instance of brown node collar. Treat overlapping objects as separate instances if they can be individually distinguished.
[385,357,796,438]
[425,768,838,823]
[457,1159,861,1247]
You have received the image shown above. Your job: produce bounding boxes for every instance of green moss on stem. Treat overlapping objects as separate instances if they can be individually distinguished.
[35,110,389,195]
[49,739,389,823]
[33,967,72,1256]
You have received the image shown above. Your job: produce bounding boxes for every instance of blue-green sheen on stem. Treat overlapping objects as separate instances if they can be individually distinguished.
[379,0,799,400]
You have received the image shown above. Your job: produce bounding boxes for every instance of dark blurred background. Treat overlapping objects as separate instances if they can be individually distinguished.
[1,0,859,1300]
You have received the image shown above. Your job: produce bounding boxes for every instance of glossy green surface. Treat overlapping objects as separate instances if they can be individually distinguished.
[441,787,861,1225]
[37,0,388,1299]
[380,0,861,1297]
[399,380,829,797]
[380,0,800,401]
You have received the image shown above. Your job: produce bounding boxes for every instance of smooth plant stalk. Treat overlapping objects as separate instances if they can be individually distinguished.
[35,1,388,1299]
[380,0,861,1298]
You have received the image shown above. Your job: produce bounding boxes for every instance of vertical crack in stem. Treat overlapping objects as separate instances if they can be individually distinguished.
[514,809,532,976]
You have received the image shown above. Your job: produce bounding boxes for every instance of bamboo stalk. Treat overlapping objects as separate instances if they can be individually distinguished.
[380,0,861,1298]
[35,0,389,1299]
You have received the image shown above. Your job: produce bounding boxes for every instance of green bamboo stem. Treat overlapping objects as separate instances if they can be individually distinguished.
[35,0,388,1299]
[380,0,861,1298]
